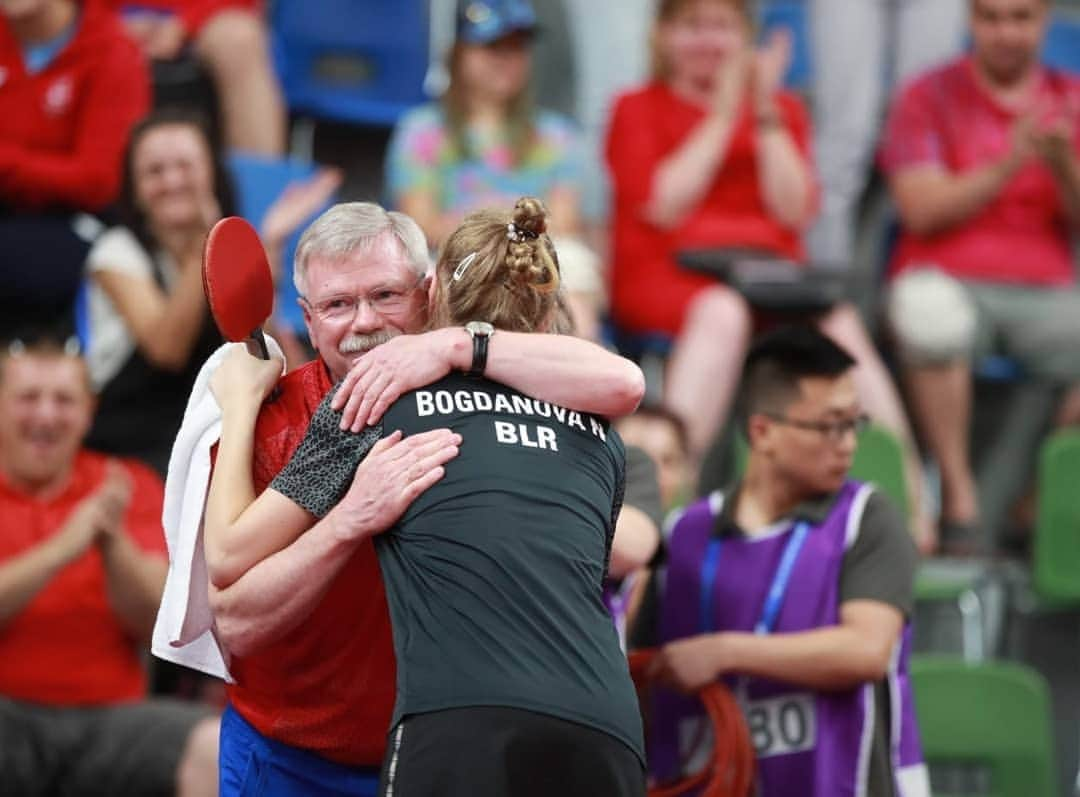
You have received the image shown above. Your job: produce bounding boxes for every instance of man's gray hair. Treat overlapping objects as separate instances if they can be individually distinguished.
[293,202,431,295]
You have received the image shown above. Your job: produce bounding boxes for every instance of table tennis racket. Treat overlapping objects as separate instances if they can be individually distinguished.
[202,216,274,360]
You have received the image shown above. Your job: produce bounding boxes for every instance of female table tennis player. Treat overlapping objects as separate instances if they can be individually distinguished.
[205,196,645,797]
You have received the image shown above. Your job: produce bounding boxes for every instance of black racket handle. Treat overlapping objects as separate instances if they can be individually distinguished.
[246,327,281,402]
[248,327,271,360]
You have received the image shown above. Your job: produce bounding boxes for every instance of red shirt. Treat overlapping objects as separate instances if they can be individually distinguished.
[0,451,166,705]
[0,0,151,211]
[881,57,1080,286]
[224,359,397,767]
[605,82,813,336]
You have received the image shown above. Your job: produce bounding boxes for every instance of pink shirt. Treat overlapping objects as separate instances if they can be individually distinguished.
[881,56,1080,286]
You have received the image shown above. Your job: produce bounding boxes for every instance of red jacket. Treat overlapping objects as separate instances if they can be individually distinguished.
[0,0,151,211]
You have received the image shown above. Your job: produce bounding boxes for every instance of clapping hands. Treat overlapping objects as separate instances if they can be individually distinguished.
[711,28,792,118]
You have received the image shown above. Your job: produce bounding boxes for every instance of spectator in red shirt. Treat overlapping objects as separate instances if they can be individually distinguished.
[0,0,150,341]
[882,0,1080,550]
[0,339,218,796]
[605,0,924,538]
[115,0,286,155]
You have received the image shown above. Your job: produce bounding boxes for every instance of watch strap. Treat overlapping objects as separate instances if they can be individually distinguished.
[467,329,490,377]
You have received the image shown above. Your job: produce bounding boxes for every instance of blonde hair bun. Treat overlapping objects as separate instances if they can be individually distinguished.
[511,196,548,238]
[507,197,557,292]
[430,197,561,334]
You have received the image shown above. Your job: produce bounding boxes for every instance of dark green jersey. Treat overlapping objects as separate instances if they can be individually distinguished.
[272,372,645,764]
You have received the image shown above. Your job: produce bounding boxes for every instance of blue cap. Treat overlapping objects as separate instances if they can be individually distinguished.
[456,0,537,45]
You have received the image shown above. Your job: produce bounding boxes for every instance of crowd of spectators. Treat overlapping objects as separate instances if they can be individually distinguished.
[2,0,1079,792]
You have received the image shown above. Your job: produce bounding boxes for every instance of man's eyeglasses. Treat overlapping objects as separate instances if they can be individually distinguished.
[300,276,426,322]
[765,413,870,441]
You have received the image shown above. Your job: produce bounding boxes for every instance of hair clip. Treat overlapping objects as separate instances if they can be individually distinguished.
[452,252,479,281]
[506,222,538,242]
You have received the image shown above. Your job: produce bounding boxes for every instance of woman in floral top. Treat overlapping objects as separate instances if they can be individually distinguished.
[386,0,602,339]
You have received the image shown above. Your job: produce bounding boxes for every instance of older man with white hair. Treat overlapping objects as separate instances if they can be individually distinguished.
[207,201,646,797]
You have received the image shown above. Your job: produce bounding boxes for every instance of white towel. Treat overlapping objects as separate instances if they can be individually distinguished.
[151,339,284,682]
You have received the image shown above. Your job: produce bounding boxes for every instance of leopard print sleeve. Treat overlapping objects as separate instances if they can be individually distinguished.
[270,382,383,518]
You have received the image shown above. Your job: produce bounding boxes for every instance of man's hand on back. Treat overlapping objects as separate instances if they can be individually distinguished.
[332,329,465,431]
[332,428,461,541]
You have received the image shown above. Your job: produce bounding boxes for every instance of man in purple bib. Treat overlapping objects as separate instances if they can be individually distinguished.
[647,326,928,797]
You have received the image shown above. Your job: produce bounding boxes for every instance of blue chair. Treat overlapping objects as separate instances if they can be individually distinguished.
[270,0,431,128]
[1044,11,1080,75]
[759,0,812,90]
[226,153,337,334]
[974,354,1024,382]
[602,323,674,363]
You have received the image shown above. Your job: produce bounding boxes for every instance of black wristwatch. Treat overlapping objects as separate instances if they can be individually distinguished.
[464,321,495,377]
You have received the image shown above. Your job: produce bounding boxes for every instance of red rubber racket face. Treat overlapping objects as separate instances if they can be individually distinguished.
[202,216,273,342]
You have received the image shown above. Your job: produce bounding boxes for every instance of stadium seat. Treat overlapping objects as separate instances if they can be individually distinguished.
[999,431,1080,694]
[603,324,674,362]
[913,560,996,662]
[758,1,812,90]
[226,153,336,334]
[850,423,908,516]
[270,0,431,128]
[1033,430,1080,606]
[912,655,1059,797]
[1044,11,1080,75]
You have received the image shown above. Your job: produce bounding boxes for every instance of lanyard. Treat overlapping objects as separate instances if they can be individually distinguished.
[698,521,810,635]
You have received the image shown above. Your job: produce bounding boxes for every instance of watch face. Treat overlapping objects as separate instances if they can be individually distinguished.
[466,321,495,337]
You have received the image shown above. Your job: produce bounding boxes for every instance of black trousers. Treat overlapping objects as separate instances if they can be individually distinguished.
[379,706,645,797]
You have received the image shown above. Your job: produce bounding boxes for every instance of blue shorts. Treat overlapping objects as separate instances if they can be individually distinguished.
[219,704,381,796]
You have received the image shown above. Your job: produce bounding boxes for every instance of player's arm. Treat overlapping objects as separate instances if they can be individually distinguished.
[609,446,662,579]
[482,332,645,418]
[653,491,915,693]
[209,504,364,658]
[610,506,660,579]
[209,428,458,657]
[204,349,456,589]
[331,327,645,433]
[204,349,312,589]
[651,600,903,693]
[206,352,460,655]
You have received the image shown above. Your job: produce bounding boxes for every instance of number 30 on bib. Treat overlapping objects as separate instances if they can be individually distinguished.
[744,693,816,759]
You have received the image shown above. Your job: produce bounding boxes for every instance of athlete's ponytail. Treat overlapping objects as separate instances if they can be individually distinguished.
[428,196,562,334]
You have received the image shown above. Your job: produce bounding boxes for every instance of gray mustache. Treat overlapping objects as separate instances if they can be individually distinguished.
[338,330,396,354]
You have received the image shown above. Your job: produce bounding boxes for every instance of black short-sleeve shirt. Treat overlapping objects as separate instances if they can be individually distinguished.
[272,372,645,764]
